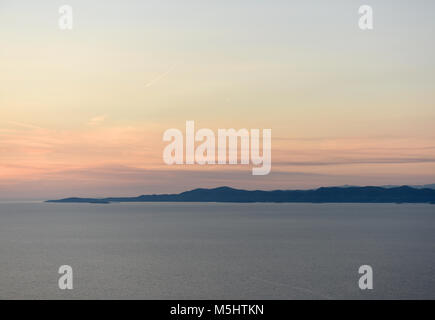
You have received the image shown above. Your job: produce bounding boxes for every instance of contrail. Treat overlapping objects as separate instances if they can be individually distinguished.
[145,65,176,88]
[8,121,44,130]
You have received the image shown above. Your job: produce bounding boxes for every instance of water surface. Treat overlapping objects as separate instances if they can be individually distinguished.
[0,202,434,299]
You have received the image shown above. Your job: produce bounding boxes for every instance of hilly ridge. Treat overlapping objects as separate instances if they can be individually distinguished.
[46,186,435,204]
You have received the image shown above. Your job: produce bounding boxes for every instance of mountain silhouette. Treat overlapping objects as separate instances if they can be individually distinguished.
[46,186,435,204]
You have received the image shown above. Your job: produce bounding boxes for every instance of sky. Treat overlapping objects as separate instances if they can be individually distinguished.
[1,0,435,199]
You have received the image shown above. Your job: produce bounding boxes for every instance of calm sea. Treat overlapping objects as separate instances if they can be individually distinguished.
[0,202,434,299]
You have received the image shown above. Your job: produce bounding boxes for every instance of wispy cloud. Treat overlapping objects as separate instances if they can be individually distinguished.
[8,121,45,130]
[275,158,435,166]
[2,122,435,199]
[2,164,435,200]
[87,115,107,126]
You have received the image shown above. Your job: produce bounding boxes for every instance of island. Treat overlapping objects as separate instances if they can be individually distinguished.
[46,186,435,204]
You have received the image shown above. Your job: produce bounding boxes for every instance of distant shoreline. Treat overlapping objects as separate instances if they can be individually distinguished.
[46,186,435,204]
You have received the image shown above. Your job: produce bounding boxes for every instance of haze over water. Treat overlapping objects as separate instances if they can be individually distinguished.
[0,202,434,299]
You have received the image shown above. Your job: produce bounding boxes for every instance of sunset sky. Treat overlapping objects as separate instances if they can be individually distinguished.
[1,0,435,199]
